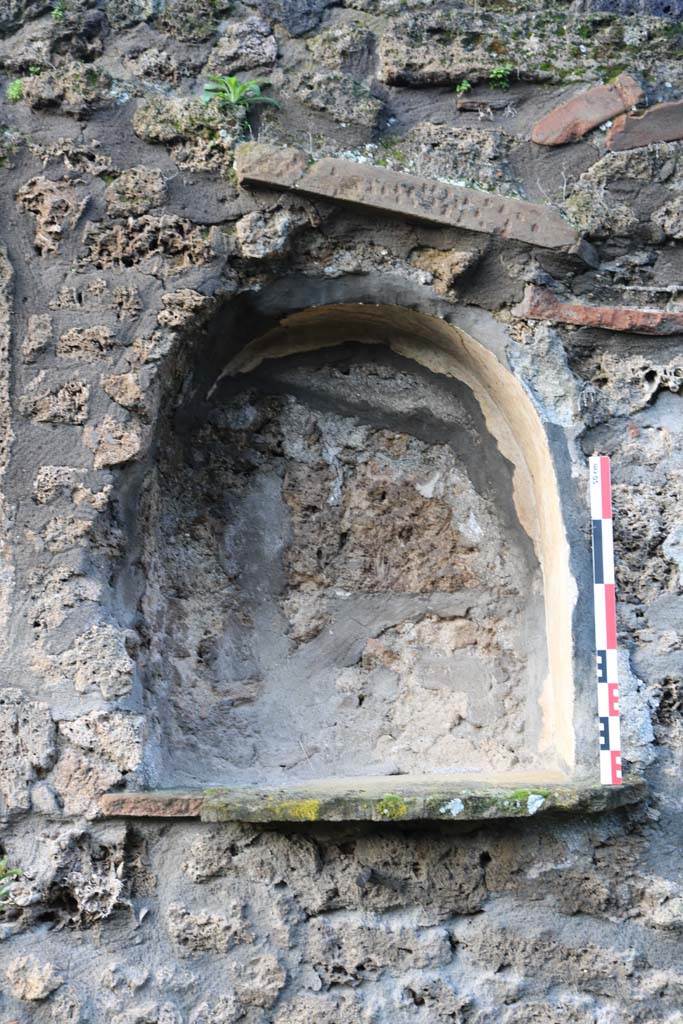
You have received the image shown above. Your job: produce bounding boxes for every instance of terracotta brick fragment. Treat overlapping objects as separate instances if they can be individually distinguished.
[99,790,204,817]
[532,73,644,146]
[607,99,683,151]
[513,285,683,336]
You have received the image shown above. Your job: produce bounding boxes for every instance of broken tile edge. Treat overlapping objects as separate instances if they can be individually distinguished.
[512,285,683,336]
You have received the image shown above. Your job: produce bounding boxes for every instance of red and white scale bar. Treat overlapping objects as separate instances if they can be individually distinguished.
[589,455,623,786]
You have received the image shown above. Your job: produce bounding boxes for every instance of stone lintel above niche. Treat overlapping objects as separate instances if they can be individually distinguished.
[234,143,597,264]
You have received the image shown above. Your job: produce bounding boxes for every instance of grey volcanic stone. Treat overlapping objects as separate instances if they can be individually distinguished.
[0,1,679,1020]
[586,0,683,17]
[255,0,336,36]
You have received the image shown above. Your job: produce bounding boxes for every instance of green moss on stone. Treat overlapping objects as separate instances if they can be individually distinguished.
[268,798,321,821]
[5,80,24,103]
[376,794,409,819]
[507,788,551,804]
[600,65,628,82]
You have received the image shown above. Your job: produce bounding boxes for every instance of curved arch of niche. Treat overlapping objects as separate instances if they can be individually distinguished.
[209,299,577,778]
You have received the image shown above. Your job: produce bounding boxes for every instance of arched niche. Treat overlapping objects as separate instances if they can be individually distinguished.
[222,301,575,762]
[131,279,593,810]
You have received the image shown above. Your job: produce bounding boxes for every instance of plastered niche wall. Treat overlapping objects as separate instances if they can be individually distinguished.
[131,295,582,791]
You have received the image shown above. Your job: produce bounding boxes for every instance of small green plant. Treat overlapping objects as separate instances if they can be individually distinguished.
[377,135,406,168]
[455,79,472,95]
[28,64,42,76]
[51,0,66,21]
[5,79,23,103]
[489,63,514,89]
[0,857,21,911]
[202,75,279,112]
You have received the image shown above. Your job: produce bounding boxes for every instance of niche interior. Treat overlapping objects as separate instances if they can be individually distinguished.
[123,288,600,824]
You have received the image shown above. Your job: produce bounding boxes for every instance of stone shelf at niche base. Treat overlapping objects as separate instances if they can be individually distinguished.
[98,773,647,824]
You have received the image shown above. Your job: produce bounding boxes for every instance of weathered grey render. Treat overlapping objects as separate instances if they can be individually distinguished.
[0,0,681,1021]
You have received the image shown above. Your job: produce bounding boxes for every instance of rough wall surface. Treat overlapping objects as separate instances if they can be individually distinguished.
[142,346,545,786]
[0,0,681,1021]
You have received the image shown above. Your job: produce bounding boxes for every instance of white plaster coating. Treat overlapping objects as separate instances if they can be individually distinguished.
[440,798,465,816]
[415,472,440,499]
[527,794,546,814]
[663,523,683,588]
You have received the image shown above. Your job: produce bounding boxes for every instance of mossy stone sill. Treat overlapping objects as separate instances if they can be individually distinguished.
[99,775,647,823]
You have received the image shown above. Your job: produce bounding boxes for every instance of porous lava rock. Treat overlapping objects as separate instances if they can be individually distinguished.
[0,0,680,1019]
